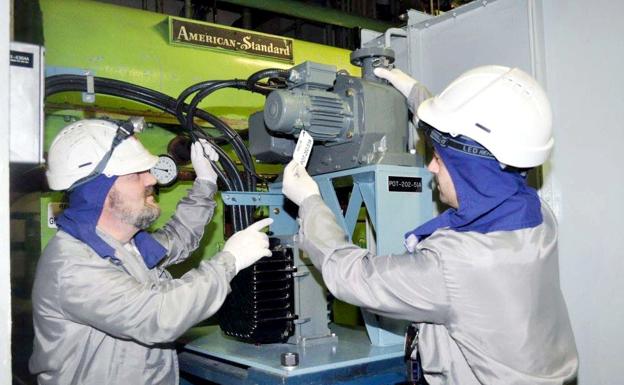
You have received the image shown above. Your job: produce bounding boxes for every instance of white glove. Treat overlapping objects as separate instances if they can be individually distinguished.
[282,160,321,206]
[404,233,419,253]
[223,218,274,274]
[191,139,219,183]
[374,67,418,99]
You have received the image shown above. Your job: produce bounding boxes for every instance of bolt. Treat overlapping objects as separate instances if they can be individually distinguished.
[289,70,300,82]
[273,208,280,215]
[345,88,354,97]
[346,131,353,139]
[281,352,299,368]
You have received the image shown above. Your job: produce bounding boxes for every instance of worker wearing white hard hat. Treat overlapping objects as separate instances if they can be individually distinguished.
[282,66,578,384]
[30,119,273,385]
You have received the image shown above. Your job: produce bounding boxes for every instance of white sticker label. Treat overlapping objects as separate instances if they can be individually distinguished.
[293,130,314,167]
[47,202,68,229]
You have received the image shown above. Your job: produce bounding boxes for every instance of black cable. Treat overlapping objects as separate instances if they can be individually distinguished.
[180,80,263,226]
[246,68,289,95]
[175,80,217,123]
[174,80,260,199]
[182,80,252,186]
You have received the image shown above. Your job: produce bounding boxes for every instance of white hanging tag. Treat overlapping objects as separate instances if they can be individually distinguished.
[292,129,314,167]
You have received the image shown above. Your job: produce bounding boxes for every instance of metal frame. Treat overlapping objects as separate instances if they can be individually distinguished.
[185,164,431,383]
[225,164,433,346]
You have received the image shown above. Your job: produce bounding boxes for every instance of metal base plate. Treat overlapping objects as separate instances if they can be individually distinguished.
[182,324,404,379]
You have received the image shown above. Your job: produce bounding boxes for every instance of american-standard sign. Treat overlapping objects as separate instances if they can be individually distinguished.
[169,17,293,62]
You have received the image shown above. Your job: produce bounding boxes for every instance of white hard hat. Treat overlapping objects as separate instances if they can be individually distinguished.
[417,65,553,168]
[46,119,158,190]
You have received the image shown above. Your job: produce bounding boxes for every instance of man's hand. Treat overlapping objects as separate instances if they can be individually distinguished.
[191,139,219,183]
[374,67,418,99]
[223,218,274,274]
[282,160,321,206]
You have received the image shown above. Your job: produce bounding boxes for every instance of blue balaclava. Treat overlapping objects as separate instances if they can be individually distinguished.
[404,123,543,243]
[55,173,167,269]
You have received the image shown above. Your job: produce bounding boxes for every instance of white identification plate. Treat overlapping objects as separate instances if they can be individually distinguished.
[293,130,314,167]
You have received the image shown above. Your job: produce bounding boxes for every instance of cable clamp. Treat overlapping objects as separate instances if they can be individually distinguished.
[82,70,95,103]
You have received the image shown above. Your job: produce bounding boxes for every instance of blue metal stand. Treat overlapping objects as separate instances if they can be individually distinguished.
[268,164,433,346]
[201,164,431,383]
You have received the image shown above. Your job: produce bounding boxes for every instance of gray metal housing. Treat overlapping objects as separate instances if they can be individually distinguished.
[249,61,420,175]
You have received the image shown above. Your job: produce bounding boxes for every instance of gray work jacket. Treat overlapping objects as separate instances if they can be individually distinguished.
[297,195,578,385]
[30,180,236,385]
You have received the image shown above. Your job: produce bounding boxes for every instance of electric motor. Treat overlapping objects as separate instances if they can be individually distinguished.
[264,89,352,141]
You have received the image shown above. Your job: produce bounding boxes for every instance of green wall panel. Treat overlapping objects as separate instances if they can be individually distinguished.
[40,0,360,123]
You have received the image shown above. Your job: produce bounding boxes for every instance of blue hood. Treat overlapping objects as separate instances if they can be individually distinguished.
[405,131,543,241]
[55,174,167,269]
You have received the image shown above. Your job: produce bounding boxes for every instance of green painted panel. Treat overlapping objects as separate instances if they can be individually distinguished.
[40,0,360,121]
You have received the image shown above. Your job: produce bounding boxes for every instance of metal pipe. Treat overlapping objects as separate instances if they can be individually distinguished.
[217,0,395,32]
[242,7,251,30]
[384,27,406,48]
[184,0,191,19]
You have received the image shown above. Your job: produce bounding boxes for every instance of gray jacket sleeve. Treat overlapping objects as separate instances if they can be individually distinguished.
[297,195,450,324]
[152,179,218,267]
[57,249,236,346]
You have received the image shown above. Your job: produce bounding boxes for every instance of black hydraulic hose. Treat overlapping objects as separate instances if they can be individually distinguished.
[174,80,258,194]
[182,80,254,189]
[246,68,289,95]
[174,80,217,123]
[184,89,249,157]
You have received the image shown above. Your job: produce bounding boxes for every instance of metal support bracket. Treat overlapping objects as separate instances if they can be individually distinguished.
[221,191,285,206]
[82,71,95,103]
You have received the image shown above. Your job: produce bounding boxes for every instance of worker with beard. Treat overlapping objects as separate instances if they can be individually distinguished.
[281,66,578,384]
[30,119,272,385]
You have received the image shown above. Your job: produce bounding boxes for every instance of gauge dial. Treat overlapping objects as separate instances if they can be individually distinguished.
[150,155,178,186]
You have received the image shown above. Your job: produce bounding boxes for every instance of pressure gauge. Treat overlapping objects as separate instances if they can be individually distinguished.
[150,154,178,186]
